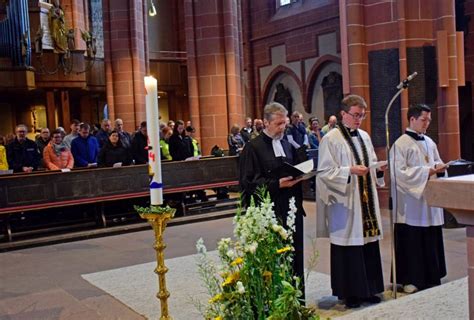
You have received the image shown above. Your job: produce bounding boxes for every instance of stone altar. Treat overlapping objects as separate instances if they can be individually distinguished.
[425,174,474,319]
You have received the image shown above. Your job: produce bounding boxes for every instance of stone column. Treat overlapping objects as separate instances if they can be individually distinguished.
[63,0,87,51]
[341,0,371,134]
[184,0,245,155]
[436,1,461,160]
[103,0,147,132]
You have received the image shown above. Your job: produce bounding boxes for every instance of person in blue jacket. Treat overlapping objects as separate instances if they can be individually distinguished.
[71,123,100,168]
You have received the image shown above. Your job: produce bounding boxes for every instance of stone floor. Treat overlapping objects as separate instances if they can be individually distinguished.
[81,252,468,319]
[0,201,468,319]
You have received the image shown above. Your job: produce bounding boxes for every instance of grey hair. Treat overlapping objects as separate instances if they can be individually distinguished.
[16,124,28,131]
[263,102,288,122]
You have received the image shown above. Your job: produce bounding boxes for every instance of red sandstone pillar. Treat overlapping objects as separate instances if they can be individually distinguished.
[342,0,371,134]
[397,0,410,130]
[103,0,147,132]
[57,0,87,51]
[436,1,461,160]
[184,0,245,155]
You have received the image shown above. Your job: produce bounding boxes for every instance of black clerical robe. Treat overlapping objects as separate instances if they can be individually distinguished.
[239,133,305,285]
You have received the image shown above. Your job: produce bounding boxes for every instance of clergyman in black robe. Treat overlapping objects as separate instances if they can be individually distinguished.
[239,102,306,297]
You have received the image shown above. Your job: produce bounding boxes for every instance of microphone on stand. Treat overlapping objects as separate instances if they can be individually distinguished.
[396,72,418,89]
[384,69,417,299]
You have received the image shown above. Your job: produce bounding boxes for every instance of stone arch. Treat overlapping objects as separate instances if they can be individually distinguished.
[261,65,303,116]
[305,55,342,124]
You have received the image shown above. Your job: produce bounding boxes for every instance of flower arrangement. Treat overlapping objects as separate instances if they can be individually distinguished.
[195,190,318,320]
[134,205,175,216]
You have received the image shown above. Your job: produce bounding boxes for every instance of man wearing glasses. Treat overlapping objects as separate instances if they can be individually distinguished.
[6,124,40,173]
[389,104,447,294]
[316,94,386,308]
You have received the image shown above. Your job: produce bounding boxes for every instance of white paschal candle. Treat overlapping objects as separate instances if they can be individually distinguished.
[144,76,163,205]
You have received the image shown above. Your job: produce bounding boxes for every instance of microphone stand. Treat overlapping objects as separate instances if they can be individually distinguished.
[385,79,411,299]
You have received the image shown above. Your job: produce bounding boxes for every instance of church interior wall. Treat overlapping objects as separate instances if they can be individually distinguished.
[244,0,340,118]
[264,71,303,116]
[340,0,467,160]
[309,62,342,124]
[368,48,403,148]
[183,0,245,154]
[0,0,470,161]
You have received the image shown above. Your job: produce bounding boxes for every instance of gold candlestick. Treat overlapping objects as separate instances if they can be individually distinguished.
[139,208,175,320]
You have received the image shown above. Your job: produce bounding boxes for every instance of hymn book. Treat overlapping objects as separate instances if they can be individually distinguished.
[272,159,317,180]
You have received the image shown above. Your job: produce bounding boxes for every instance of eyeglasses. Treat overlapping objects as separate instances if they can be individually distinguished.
[345,111,367,120]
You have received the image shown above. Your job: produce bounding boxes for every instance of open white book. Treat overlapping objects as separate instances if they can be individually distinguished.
[369,160,387,170]
[271,159,316,181]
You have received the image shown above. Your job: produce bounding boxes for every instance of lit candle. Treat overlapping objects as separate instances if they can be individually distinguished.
[144,76,163,205]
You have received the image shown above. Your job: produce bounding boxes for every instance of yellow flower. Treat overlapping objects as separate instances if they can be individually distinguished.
[214,317,223,320]
[209,293,223,304]
[263,271,272,282]
[230,257,243,266]
[276,246,292,254]
[222,272,240,287]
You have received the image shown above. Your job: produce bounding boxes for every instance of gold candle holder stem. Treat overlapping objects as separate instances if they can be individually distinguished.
[140,210,174,320]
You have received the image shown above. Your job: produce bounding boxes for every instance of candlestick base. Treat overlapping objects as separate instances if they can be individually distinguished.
[138,207,175,320]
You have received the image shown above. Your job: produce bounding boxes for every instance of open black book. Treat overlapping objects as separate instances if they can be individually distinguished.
[271,159,316,180]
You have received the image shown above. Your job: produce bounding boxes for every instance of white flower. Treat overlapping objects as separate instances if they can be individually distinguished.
[236,281,245,294]
[218,238,231,252]
[278,228,288,240]
[196,237,207,254]
[226,249,235,259]
[287,197,297,235]
[272,224,281,233]
[245,242,258,254]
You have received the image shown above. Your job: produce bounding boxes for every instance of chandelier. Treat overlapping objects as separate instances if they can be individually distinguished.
[149,0,157,16]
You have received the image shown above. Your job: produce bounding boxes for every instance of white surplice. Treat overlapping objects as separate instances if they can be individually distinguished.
[389,131,445,227]
[316,128,384,246]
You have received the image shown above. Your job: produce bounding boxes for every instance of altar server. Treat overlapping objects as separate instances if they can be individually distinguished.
[390,103,447,293]
[316,94,386,308]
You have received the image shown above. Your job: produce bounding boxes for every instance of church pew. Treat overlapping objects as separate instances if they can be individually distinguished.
[0,156,239,241]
